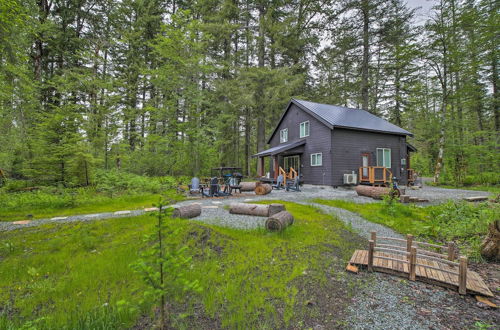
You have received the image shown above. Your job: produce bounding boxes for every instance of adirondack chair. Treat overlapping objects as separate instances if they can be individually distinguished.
[272,174,284,190]
[202,177,231,197]
[189,177,202,195]
[285,176,300,192]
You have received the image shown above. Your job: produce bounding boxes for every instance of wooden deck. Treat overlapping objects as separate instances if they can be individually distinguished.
[349,249,493,297]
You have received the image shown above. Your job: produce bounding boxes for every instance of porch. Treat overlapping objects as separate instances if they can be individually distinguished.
[253,140,305,183]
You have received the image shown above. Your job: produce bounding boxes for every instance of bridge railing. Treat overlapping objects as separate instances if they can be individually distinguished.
[367,231,468,294]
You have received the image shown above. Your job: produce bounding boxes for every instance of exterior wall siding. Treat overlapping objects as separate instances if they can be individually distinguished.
[269,104,333,185]
[331,128,408,186]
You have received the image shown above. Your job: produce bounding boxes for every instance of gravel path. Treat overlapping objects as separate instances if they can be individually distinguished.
[0,183,492,231]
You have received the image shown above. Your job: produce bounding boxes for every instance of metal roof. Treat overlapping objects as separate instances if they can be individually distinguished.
[253,140,306,157]
[268,99,412,143]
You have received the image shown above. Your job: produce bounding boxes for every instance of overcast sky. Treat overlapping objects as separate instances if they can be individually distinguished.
[406,0,436,24]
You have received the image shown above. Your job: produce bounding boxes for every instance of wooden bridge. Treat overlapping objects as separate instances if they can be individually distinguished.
[348,232,493,297]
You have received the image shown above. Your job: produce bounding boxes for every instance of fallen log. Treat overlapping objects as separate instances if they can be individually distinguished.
[481,220,500,261]
[240,181,259,192]
[255,183,272,195]
[265,211,294,231]
[400,195,410,203]
[229,203,285,217]
[464,196,489,202]
[355,185,390,200]
[172,204,202,218]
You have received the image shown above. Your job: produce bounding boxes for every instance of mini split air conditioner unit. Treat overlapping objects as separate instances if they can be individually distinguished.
[343,172,358,185]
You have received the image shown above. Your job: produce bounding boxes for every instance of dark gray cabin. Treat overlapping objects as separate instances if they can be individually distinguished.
[254,99,416,186]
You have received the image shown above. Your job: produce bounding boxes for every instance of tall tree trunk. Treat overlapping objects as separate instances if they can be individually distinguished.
[361,0,370,112]
[256,3,266,174]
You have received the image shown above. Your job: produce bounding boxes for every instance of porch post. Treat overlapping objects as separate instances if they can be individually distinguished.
[258,157,265,177]
[273,156,279,180]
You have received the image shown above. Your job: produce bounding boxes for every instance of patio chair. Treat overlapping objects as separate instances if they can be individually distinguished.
[286,176,300,192]
[202,177,231,197]
[272,174,284,190]
[189,177,202,195]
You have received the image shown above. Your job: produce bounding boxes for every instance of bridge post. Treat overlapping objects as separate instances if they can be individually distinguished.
[368,240,374,272]
[447,242,456,261]
[406,234,413,261]
[409,247,417,281]
[458,256,468,295]
[370,231,376,245]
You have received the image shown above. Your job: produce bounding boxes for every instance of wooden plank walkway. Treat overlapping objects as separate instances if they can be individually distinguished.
[349,249,493,297]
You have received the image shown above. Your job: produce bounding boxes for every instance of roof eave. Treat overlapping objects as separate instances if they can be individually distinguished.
[333,125,412,137]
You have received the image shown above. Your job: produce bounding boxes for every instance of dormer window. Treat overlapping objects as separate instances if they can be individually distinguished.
[280,128,288,143]
[300,121,310,138]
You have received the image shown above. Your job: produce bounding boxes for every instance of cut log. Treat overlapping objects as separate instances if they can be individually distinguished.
[400,195,410,203]
[172,204,201,218]
[255,184,272,195]
[481,220,500,261]
[239,182,258,192]
[265,211,294,231]
[346,263,359,274]
[464,196,489,202]
[409,197,419,203]
[355,185,390,200]
[229,203,285,217]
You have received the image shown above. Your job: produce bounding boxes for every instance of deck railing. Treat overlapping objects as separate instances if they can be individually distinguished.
[279,166,298,185]
[367,232,468,294]
[359,166,392,186]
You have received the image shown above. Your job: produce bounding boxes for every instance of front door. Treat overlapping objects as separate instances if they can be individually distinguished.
[284,155,300,173]
[361,153,369,179]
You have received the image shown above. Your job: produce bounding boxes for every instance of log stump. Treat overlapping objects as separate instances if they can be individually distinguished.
[481,220,500,261]
[255,184,272,195]
[172,204,201,218]
[229,203,285,217]
[240,182,258,192]
[355,185,390,200]
[265,211,294,231]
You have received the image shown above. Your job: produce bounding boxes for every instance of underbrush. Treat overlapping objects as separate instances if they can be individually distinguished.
[0,201,363,329]
[313,198,499,260]
[0,170,188,221]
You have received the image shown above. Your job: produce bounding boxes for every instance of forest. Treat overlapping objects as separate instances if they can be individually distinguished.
[0,0,498,187]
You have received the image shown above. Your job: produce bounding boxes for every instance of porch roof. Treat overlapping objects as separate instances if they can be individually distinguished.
[253,140,306,157]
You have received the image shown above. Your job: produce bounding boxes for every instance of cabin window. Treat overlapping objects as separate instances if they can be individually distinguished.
[376,148,391,168]
[311,153,322,166]
[300,121,310,138]
[280,128,288,143]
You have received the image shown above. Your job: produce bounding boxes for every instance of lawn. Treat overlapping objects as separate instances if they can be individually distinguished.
[0,201,365,329]
[313,199,499,260]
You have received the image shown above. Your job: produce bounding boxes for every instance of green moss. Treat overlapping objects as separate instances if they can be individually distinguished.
[0,201,363,329]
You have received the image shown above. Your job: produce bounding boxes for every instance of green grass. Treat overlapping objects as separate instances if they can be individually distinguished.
[0,190,185,222]
[428,183,500,194]
[0,201,364,329]
[313,198,499,260]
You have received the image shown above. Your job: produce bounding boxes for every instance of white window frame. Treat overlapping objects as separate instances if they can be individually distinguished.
[311,153,322,166]
[280,128,288,143]
[300,121,310,138]
[376,148,391,168]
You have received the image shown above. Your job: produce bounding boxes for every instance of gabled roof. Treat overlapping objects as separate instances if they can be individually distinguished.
[267,99,412,143]
[253,140,306,157]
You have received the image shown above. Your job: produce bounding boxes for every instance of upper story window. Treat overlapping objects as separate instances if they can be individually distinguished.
[280,128,288,143]
[311,153,322,166]
[376,148,391,168]
[300,121,310,138]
